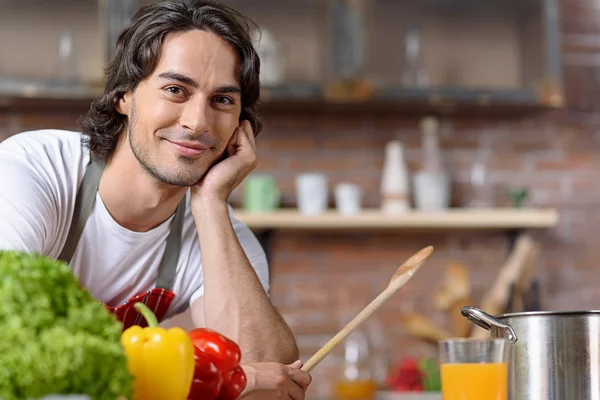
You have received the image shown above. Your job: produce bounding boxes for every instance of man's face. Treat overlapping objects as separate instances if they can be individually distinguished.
[120,29,242,187]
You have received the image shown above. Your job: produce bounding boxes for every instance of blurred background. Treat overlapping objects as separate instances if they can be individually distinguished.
[0,0,597,398]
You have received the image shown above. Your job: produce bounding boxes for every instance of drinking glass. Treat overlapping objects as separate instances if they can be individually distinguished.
[439,338,508,400]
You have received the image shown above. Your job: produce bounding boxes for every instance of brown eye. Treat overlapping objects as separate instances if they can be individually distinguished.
[214,96,233,105]
[165,86,185,96]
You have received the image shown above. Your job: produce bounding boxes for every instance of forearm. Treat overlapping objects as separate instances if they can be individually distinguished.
[193,199,298,364]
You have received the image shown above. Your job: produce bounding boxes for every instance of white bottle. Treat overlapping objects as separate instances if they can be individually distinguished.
[421,117,443,173]
[469,138,493,208]
[413,117,451,211]
[380,140,411,213]
[401,27,429,88]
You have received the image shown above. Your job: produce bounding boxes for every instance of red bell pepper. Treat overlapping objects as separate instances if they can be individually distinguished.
[187,328,247,400]
[189,346,223,399]
[189,328,242,372]
[214,365,247,400]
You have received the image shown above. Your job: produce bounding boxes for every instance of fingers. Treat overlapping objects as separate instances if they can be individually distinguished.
[287,365,312,390]
[226,129,239,157]
[239,120,256,150]
[238,361,311,400]
[235,123,258,169]
[287,379,306,400]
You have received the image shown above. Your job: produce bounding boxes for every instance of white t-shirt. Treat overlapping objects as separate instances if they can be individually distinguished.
[0,129,269,318]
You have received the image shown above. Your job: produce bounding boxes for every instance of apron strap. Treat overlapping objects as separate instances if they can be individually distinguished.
[155,196,185,290]
[57,157,104,263]
[58,155,185,292]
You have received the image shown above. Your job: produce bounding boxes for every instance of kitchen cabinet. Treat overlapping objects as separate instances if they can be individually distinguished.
[218,0,563,115]
[0,0,563,116]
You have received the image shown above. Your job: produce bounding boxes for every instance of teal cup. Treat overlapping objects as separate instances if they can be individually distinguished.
[243,174,280,212]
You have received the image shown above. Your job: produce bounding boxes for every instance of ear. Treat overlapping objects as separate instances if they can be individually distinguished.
[115,91,132,116]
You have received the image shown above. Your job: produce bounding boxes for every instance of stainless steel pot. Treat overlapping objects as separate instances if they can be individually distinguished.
[461,305,600,400]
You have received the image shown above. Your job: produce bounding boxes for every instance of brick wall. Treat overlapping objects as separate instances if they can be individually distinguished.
[2,0,600,397]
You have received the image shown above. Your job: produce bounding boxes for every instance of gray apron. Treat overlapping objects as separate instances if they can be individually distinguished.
[57,156,186,329]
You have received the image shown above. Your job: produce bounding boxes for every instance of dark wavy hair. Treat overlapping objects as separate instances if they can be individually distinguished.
[79,0,262,162]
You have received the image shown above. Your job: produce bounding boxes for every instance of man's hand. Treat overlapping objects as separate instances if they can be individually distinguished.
[191,120,258,205]
[239,360,312,400]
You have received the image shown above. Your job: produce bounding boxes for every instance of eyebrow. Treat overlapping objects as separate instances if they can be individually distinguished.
[158,71,198,88]
[215,85,242,96]
[158,71,241,96]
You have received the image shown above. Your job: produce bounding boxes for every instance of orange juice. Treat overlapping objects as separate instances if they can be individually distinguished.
[332,379,377,400]
[441,362,507,400]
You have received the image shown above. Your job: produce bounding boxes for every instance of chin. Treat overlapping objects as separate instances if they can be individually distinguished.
[133,139,216,186]
[139,158,207,187]
[157,170,206,187]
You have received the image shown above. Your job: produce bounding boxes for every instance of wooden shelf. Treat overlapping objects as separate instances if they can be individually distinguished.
[232,208,559,231]
[0,78,102,111]
[0,80,560,116]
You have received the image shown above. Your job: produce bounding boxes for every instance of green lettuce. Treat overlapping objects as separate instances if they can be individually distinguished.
[0,250,133,400]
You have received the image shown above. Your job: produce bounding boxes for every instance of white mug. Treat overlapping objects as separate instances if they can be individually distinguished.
[335,183,362,215]
[296,173,328,214]
[413,171,451,211]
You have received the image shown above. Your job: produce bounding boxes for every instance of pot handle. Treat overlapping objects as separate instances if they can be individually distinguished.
[460,306,518,344]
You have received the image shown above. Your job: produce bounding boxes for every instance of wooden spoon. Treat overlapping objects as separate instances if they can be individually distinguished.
[301,245,434,372]
[400,312,454,342]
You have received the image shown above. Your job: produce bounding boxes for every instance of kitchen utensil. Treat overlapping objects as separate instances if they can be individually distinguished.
[508,239,538,313]
[399,312,453,342]
[525,280,541,311]
[433,261,471,311]
[301,245,434,372]
[507,279,541,313]
[448,296,473,337]
[470,234,537,339]
[461,305,600,400]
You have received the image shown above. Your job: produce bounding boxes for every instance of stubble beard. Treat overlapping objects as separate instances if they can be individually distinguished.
[128,103,210,187]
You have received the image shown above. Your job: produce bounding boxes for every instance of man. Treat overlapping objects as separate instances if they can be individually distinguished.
[0,0,311,398]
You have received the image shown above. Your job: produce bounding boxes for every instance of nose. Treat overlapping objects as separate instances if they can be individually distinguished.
[179,96,211,134]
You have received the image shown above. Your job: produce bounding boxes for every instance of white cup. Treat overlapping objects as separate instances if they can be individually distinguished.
[335,183,362,215]
[296,173,328,214]
[413,171,451,211]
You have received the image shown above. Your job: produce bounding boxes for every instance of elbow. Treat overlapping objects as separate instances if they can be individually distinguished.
[270,330,300,364]
[242,331,299,364]
[283,339,300,364]
[275,320,299,364]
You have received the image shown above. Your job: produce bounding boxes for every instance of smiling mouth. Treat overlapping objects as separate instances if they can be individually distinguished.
[166,140,209,157]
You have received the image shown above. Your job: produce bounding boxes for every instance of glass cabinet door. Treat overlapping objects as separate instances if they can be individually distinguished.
[327,0,563,108]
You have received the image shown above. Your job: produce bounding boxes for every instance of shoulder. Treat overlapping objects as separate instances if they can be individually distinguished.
[0,130,88,254]
[0,129,90,254]
[0,129,90,190]
[0,129,88,163]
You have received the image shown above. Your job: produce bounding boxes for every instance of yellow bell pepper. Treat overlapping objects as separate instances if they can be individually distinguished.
[121,302,195,400]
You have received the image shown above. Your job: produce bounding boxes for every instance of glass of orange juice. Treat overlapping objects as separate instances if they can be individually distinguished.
[332,328,377,400]
[439,338,508,400]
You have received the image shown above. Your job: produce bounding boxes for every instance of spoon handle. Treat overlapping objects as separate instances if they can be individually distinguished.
[301,246,433,372]
[301,285,395,372]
